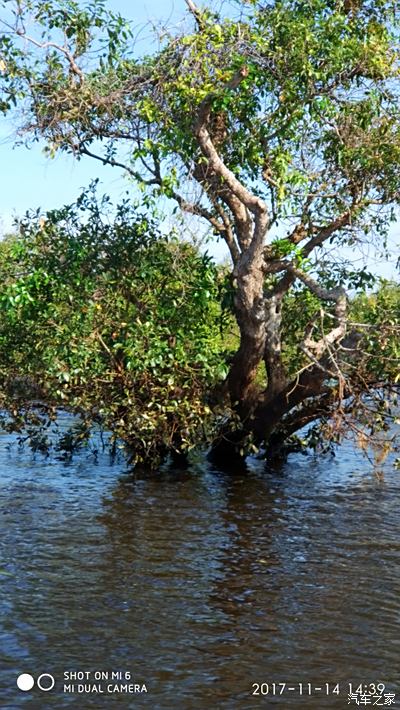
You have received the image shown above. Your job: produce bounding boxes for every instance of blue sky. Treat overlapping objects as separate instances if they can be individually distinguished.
[0,0,398,274]
[0,1,188,230]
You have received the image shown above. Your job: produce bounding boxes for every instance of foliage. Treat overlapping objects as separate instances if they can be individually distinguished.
[1,0,399,224]
[0,187,226,463]
[1,0,399,460]
[351,280,400,384]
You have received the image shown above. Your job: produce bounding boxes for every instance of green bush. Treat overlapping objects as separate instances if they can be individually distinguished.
[351,281,400,385]
[0,189,227,463]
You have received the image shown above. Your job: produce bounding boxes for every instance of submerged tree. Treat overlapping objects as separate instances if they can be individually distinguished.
[0,189,226,462]
[0,0,399,461]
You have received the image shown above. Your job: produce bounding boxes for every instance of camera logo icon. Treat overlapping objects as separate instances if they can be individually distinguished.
[17,673,55,692]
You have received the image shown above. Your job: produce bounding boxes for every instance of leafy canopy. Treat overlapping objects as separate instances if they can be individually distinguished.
[0,186,226,462]
[0,0,399,460]
[1,0,399,234]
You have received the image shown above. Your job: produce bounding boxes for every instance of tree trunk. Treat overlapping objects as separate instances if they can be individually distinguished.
[227,287,265,415]
[252,366,327,444]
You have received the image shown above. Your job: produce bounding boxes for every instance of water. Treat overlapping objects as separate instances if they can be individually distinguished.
[0,428,399,708]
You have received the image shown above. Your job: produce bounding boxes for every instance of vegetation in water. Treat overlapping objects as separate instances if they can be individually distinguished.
[0,0,399,464]
[0,188,227,462]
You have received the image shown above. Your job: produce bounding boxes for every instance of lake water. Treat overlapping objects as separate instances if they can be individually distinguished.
[0,428,399,708]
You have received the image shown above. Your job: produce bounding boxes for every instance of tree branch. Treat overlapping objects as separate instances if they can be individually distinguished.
[78,144,159,185]
[284,264,348,358]
[194,69,269,239]
[15,29,84,82]
[267,391,336,452]
[185,0,205,29]
[302,208,354,257]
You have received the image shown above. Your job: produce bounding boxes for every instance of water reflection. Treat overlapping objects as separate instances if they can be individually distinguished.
[0,433,399,708]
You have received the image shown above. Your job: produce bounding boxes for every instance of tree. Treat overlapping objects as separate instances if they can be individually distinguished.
[0,0,399,461]
[0,187,226,463]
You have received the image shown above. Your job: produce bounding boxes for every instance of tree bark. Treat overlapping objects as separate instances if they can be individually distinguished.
[227,262,266,414]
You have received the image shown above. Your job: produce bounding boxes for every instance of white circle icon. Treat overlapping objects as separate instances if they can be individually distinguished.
[37,673,55,692]
[17,674,35,691]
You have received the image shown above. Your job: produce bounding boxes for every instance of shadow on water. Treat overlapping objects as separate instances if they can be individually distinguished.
[0,428,399,708]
